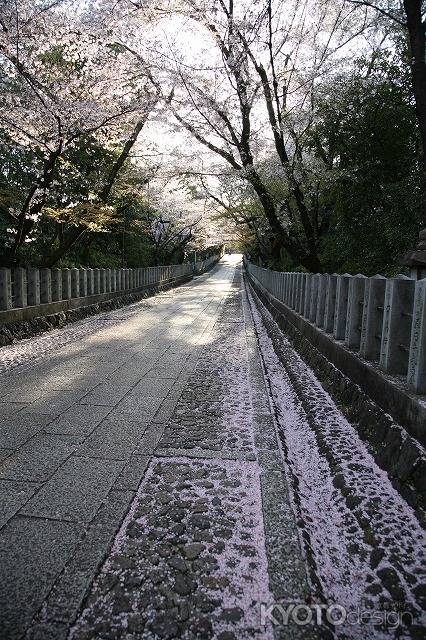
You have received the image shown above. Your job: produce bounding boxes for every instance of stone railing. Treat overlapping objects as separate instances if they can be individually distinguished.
[0,255,221,327]
[193,254,221,275]
[245,261,426,395]
[0,264,192,312]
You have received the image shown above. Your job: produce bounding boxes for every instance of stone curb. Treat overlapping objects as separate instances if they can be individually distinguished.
[246,275,426,525]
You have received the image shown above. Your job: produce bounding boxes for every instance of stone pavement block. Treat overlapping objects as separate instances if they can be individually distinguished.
[0,449,12,462]
[257,449,283,472]
[79,381,136,407]
[21,456,125,522]
[76,419,148,460]
[50,363,117,378]
[253,414,277,451]
[145,365,184,379]
[0,516,81,640]
[155,447,257,461]
[133,346,166,358]
[45,405,111,437]
[158,352,188,366]
[0,413,52,449]
[27,390,87,416]
[114,455,150,491]
[26,621,68,640]
[260,471,310,601]
[130,377,175,398]
[0,403,27,419]
[38,375,103,392]
[109,398,163,422]
[1,386,45,403]
[32,490,134,627]
[0,480,39,528]
[134,424,165,455]
[151,393,182,423]
[0,434,79,482]
[104,364,152,385]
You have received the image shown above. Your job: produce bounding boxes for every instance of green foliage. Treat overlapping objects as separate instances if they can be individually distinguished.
[231,52,424,274]
[0,130,198,267]
[307,54,424,275]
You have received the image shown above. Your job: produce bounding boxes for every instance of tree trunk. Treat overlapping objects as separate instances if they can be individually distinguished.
[11,142,63,262]
[42,226,86,268]
[404,0,426,159]
[246,169,323,271]
[42,116,151,267]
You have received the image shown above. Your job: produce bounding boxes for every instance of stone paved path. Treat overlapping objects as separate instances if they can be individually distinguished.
[0,257,424,640]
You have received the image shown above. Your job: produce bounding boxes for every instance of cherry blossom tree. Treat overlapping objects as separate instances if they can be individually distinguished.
[346,0,426,161]
[112,0,381,269]
[0,0,156,264]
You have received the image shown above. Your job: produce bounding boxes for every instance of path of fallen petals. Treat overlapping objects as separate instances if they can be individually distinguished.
[248,285,426,639]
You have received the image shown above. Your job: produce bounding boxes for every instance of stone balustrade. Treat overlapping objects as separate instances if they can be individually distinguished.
[0,256,221,328]
[245,261,426,394]
[193,255,220,275]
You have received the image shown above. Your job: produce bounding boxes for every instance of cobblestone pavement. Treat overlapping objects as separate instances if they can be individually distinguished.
[0,257,424,640]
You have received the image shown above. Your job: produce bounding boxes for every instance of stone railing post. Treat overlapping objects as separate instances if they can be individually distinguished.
[287,273,294,308]
[99,269,106,293]
[315,274,327,327]
[93,269,100,294]
[40,268,52,304]
[79,269,87,298]
[293,273,299,309]
[309,274,320,322]
[70,268,80,298]
[297,274,306,314]
[274,271,279,299]
[333,274,352,340]
[380,276,415,374]
[0,268,12,310]
[111,269,116,292]
[407,278,426,393]
[270,271,275,297]
[86,269,94,296]
[14,267,27,308]
[359,275,386,361]
[281,273,287,303]
[278,272,285,302]
[27,268,40,306]
[51,269,62,302]
[294,273,300,309]
[303,274,313,318]
[345,275,366,349]
[106,269,111,293]
[324,275,337,333]
[62,269,71,300]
